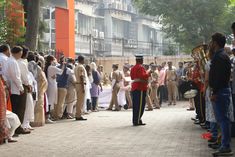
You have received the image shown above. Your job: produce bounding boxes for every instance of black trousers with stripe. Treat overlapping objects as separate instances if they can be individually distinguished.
[131,90,146,124]
[194,91,205,123]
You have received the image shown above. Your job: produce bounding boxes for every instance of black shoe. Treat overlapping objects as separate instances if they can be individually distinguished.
[212,148,233,156]
[194,120,200,125]
[75,117,87,121]
[208,143,220,149]
[8,138,18,143]
[191,117,198,121]
[13,134,19,137]
[153,106,160,109]
[133,120,146,126]
[133,123,146,126]
[200,122,206,126]
[208,138,217,143]
[139,123,146,126]
[187,108,195,111]
[145,108,153,111]
[123,104,128,110]
[139,120,146,126]
[61,115,67,119]
[201,125,209,130]
[15,127,31,134]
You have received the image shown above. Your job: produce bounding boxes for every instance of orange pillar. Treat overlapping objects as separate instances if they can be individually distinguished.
[55,0,75,58]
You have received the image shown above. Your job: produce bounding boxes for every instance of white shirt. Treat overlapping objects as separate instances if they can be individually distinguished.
[0,53,9,81]
[6,56,24,95]
[47,65,63,86]
[17,58,30,86]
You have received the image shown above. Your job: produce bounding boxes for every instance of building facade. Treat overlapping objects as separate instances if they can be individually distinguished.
[40,0,178,58]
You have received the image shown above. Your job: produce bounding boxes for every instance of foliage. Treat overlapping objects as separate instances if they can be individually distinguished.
[134,0,235,51]
[0,0,25,46]
[230,0,235,6]
[163,45,177,56]
[0,19,7,44]
[0,0,6,44]
[37,20,48,51]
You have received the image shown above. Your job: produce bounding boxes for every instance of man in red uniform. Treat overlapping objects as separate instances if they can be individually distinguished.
[192,62,205,125]
[130,55,151,126]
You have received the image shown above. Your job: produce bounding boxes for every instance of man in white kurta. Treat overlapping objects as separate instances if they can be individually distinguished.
[7,46,30,134]
[17,49,35,130]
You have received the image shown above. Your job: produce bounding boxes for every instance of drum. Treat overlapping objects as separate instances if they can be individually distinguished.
[184,89,198,99]
[179,80,198,99]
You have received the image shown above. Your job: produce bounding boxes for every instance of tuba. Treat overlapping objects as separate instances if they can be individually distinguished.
[191,44,208,73]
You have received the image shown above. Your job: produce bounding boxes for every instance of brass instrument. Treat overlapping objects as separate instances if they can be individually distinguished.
[191,44,208,73]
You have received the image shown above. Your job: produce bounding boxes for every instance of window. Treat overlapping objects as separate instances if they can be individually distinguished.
[77,13,95,35]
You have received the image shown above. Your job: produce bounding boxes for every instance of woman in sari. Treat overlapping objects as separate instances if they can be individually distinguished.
[0,78,8,144]
[32,55,48,126]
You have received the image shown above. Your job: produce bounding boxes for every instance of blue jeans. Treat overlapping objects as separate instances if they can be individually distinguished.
[91,97,98,110]
[213,88,231,149]
[210,122,218,140]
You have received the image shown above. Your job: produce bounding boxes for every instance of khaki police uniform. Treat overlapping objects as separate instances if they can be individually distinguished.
[74,63,86,118]
[166,68,177,105]
[150,70,160,108]
[108,70,122,110]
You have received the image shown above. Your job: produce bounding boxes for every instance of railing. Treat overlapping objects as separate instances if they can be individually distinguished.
[75,35,181,58]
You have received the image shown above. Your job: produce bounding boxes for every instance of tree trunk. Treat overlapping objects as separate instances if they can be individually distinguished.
[25,0,40,51]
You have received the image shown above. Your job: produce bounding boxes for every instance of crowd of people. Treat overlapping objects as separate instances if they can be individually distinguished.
[0,43,190,144]
[0,46,106,144]
[107,60,185,111]
[104,22,235,156]
[0,22,234,156]
[183,24,235,156]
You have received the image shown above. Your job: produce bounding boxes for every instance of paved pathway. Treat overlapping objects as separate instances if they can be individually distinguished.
[0,101,234,157]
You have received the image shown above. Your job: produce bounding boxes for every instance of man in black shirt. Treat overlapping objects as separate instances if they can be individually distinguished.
[209,33,233,156]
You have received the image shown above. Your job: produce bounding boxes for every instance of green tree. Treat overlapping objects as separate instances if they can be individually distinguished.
[134,0,235,51]
[0,19,7,44]
[0,0,25,46]
[163,45,177,56]
[230,0,235,6]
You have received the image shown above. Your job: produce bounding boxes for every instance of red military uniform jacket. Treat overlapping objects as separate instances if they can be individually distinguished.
[192,67,204,92]
[130,64,149,91]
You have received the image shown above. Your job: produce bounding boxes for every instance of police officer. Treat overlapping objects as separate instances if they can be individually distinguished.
[130,55,151,126]
[74,55,87,121]
[150,64,160,109]
[143,64,153,111]
[107,64,122,111]
[165,61,177,106]
[123,64,132,109]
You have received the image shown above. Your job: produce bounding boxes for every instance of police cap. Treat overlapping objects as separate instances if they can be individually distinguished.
[135,54,144,60]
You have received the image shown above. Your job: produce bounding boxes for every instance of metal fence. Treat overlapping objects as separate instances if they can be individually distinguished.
[90,37,180,57]
[41,36,181,60]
